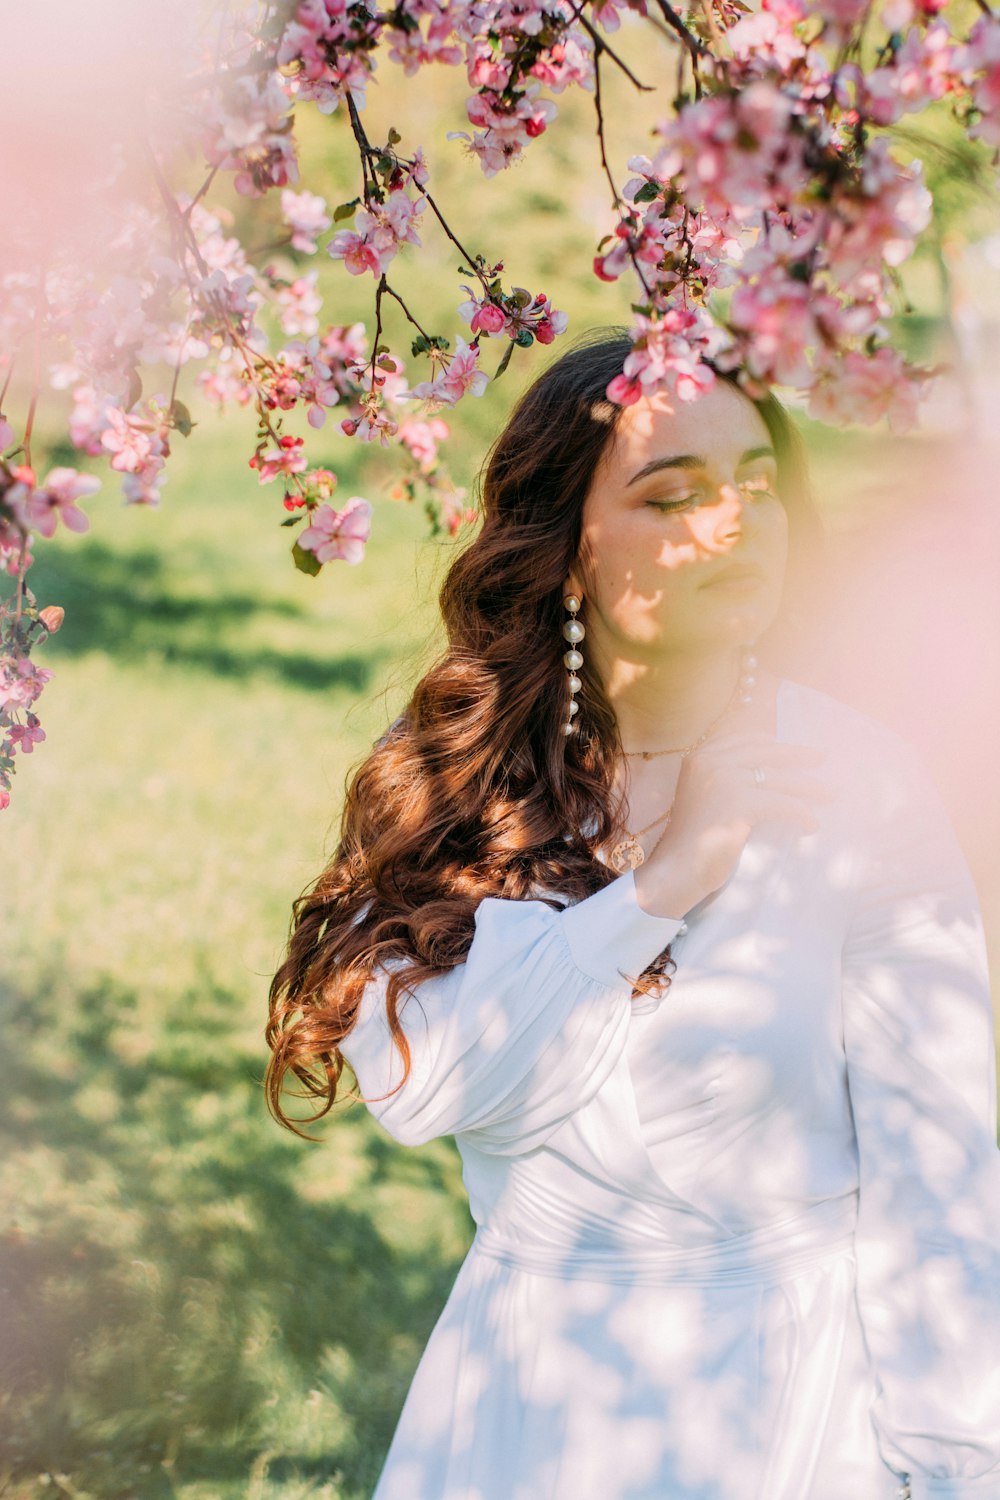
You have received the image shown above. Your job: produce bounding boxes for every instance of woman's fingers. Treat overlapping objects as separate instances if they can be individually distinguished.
[702,733,829,767]
[741,770,837,801]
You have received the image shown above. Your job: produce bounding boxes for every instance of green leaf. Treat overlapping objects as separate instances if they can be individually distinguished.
[633,181,661,203]
[292,540,322,576]
[169,399,195,437]
[280,513,304,527]
[333,198,360,221]
[493,340,516,379]
[387,127,402,145]
[514,328,534,348]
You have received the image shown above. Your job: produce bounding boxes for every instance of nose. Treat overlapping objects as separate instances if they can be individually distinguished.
[708,478,754,545]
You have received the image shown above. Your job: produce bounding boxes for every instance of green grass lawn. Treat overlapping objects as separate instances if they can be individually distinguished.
[0,404,481,1500]
[4,42,1000,1500]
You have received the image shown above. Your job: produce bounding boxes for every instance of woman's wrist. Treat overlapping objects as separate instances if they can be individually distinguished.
[632,850,704,922]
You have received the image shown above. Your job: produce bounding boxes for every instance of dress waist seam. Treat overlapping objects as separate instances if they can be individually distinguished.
[471,1194,859,1288]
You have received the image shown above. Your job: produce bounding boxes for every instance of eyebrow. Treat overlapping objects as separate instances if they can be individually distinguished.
[626,445,777,486]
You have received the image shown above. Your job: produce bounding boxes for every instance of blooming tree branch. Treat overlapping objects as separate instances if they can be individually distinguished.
[2,0,999,806]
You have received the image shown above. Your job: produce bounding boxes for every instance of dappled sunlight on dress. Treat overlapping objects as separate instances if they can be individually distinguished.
[340,678,1000,1500]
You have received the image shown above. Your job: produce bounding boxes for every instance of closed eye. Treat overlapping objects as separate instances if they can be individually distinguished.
[647,473,778,515]
[648,495,699,512]
[739,473,778,497]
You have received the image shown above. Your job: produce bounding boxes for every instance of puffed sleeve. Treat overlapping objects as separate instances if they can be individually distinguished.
[339,869,686,1155]
[841,732,1000,1498]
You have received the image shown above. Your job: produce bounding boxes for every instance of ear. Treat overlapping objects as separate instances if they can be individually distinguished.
[563,568,585,605]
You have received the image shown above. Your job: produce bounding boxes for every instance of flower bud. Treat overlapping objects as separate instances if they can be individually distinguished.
[38,606,65,634]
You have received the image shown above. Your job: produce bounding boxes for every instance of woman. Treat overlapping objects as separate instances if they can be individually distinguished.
[266,331,1000,1500]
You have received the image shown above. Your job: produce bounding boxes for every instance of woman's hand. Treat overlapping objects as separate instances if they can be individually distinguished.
[633,731,835,920]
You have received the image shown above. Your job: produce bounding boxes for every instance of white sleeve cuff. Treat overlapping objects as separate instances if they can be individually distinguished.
[558,868,688,990]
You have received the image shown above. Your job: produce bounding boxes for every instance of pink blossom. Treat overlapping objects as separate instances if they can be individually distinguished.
[281,188,333,253]
[276,272,323,337]
[250,435,309,484]
[529,37,594,93]
[450,85,558,175]
[8,715,45,755]
[100,409,159,474]
[194,268,261,336]
[319,321,369,375]
[203,73,300,196]
[606,309,725,407]
[398,417,449,471]
[657,85,802,220]
[0,656,54,711]
[279,0,375,113]
[826,148,931,289]
[459,298,508,335]
[297,496,373,564]
[727,5,806,71]
[815,0,867,31]
[606,372,644,405]
[11,467,99,539]
[266,338,343,427]
[0,416,13,451]
[121,457,168,507]
[862,25,954,124]
[808,347,920,431]
[342,405,399,445]
[954,16,1000,147]
[328,229,383,277]
[347,190,426,272]
[300,467,339,505]
[729,272,819,387]
[196,359,253,410]
[404,337,489,406]
[387,6,464,73]
[447,129,509,176]
[0,513,32,577]
[594,217,667,282]
[69,385,116,456]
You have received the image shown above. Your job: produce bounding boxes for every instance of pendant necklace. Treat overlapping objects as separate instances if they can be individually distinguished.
[605,648,758,875]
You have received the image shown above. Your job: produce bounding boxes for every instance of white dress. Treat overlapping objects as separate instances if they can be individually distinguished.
[340,677,1000,1500]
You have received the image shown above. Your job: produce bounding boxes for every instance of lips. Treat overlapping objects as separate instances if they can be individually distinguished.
[702,562,765,588]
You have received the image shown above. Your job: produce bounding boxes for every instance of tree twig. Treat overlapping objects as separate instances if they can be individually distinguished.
[421,190,492,292]
[571,7,653,93]
[593,48,622,213]
[381,281,436,341]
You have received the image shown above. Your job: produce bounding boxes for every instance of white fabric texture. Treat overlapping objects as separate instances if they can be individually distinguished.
[340,678,1000,1500]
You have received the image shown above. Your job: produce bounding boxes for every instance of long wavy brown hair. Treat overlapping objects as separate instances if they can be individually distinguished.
[265,329,824,1135]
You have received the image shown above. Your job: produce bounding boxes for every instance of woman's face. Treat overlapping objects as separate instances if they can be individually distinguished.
[566,380,790,666]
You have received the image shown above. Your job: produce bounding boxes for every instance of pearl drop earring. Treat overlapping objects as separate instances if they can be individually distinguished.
[561,594,584,737]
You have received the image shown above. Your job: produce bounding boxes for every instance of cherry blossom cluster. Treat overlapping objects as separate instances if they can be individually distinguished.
[588,0,995,425]
[3,0,1000,808]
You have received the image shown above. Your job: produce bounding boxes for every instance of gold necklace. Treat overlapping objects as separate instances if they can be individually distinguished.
[622,682,740,761]
[606,799,677,874]
[606,653,756,873]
